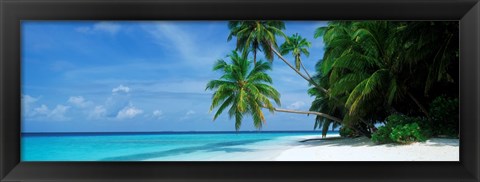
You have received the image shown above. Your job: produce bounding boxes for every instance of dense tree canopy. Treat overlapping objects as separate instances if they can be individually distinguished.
[208,21,459,140]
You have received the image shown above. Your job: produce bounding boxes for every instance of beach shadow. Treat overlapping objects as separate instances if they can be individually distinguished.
[298,136,459,148]
[100,139,265,161]
[298,137,377,147]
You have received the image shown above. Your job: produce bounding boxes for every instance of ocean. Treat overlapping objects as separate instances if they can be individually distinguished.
[21,131,339,161]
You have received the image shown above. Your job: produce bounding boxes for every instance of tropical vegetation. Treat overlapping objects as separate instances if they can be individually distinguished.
[205,51,280,130]
[207,20,459,144]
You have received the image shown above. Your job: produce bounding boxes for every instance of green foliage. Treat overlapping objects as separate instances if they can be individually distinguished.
[312,21,459,134]
[227,21,287,63]
[206,51,281,131]
[371,114,431,144]
[429,96,459,137]
[310,86,342,137]
[222,21,459,139]
[389,123,427,144]
[279,33,311,70]
[339,127,358,137]
[371,126,393,144]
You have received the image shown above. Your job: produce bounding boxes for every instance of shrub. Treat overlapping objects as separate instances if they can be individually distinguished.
[385,114,411,127]
[389,122,428,144]
[371,126,393,144]
[371,114,431,144]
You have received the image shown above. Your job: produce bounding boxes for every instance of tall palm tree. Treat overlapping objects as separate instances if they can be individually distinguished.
[279,33,312,71]
[228,21,329,95]
[228,21,373,137]
[206,51,281,130]
[206,51,343,130]
[227,21,286,64]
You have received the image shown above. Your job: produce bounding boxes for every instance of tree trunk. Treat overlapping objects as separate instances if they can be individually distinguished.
[272,107,374,138]
[270,44,328,93]
[299,58,314,81]
[269,43,377,138]
[271,44,373,123]
[407,91,429,117]
[271,107,343,123]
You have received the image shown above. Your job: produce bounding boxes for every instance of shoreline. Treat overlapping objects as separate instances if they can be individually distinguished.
[143,134,459,161]
[273,135,459,161]
[22,132,459,161]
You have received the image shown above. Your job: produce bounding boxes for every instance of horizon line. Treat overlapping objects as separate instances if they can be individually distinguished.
[22,130,339,134]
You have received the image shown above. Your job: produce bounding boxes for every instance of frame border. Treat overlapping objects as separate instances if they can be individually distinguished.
[1,0,479,181]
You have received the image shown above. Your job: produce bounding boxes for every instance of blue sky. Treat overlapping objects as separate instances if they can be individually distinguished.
[21,21,327,132]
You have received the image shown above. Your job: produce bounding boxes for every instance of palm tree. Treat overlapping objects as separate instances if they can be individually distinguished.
[227,21,373,136]
[309,22,403,135]
[309,85,342,138]
[206,51,343,130]
[206,51,281,130]
[315,21,457,123]
[314,21,414,128]
[228,21,329,95]
[227,21,286,64]
[279,33,312,71]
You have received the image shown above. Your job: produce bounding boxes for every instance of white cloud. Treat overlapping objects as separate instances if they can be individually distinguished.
[152,110,163,120]
[86,85,141,120]
[33,104,49,115]
[116,106,143,119]
[144,22,230,69]
[186,110,196,116]
[287,101,306,110]
[112,85,130,93]
[22,95,39,114]
[147,23,195,56]
[140,79,210,94]
[68,96,92,108]
[29,104,70,121]
[89,105,106,119]
[75,22,121,35]
[48,105,70,121]
[180,110,196,120]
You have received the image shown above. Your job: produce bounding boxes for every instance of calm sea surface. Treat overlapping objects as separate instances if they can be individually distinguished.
[21,131,339,161]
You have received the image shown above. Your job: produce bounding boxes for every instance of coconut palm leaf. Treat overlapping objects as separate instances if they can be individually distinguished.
[206,51,281,130]
[227,21,287,64]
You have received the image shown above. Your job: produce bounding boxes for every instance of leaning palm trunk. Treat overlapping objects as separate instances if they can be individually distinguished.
[272,107,343,123]
[270,44,328,93]
[270,43,375,137]
[299,58,314,81]
[272,107,372,138]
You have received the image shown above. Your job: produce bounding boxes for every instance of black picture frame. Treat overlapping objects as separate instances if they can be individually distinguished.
[1,0,479,181]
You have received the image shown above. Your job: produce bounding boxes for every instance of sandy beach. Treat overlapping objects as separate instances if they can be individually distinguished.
[274,135,459,161]
[142,134,459,161]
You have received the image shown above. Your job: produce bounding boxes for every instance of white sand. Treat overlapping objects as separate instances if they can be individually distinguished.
[144,134,459,161]
[274,135,459,161]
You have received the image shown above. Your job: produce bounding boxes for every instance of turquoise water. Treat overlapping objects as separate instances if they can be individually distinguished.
[21,131,338,161]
